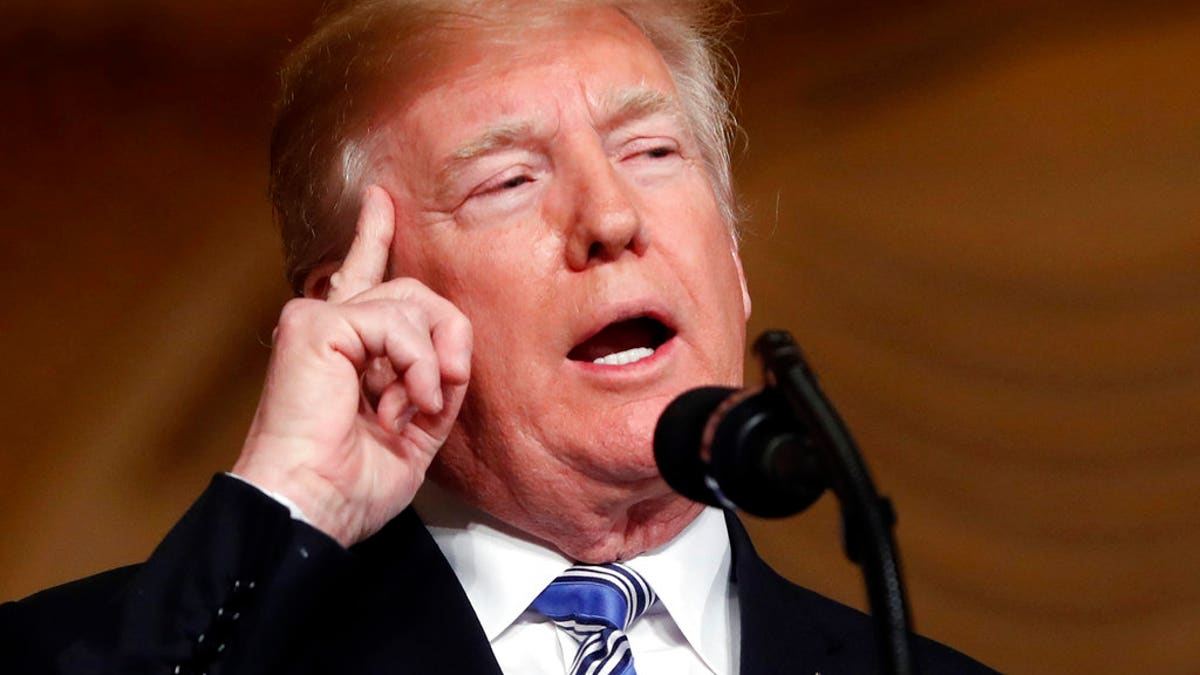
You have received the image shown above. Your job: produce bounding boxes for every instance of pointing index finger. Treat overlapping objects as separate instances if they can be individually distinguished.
[327,184,395,303]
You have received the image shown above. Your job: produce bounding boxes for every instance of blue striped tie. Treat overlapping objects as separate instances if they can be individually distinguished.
[531,562,657,675]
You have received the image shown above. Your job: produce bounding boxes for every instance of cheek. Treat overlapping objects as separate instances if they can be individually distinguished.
[440,229,557,309]
[653,197,739,287]
[435,230,563,375]
[643,172,727,246]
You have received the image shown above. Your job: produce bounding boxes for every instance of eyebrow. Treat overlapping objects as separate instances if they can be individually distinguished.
[435,87,683,194]
[446,87,680,163]
[435,119,537,198]
[448,119,535,163]
[594,86,683,135]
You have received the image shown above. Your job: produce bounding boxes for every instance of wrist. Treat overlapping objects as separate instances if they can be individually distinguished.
[224,472,313,523]
[230,458,359,547]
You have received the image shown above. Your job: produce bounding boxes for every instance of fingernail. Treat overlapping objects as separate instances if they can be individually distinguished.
[394,406,418,432]
[432,388,444,412]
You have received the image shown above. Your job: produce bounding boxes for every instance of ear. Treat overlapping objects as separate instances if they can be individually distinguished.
[302,260,343,300]
[731,241,752,320]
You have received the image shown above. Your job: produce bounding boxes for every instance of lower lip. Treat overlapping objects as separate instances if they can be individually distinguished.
[568,335,678,378]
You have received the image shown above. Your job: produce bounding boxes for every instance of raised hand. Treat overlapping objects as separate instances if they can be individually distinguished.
[232,185,472,546]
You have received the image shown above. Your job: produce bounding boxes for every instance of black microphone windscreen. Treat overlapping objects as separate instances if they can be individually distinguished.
[653,386,737,507]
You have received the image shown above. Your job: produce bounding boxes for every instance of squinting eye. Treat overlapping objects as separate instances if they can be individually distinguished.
[644,146,674,159]
[500,175,532,190]
[474,172,536,199]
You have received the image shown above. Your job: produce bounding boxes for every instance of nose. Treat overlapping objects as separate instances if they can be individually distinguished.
[563,148,648,271]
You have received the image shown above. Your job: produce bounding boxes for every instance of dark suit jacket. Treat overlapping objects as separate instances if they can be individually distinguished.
[2,475,994,674]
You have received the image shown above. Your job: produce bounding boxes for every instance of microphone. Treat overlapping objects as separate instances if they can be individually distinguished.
[658,332,916,674]
[654,385,826,518]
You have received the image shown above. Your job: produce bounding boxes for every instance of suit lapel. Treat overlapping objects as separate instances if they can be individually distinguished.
[726,512,848,675]
[312,508,504,675]
[305,507,854,674]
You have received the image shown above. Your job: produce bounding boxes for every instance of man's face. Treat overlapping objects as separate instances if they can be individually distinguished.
[379,7,751,530]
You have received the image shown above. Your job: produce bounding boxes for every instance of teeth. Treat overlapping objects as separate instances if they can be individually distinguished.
[593,347,655,366]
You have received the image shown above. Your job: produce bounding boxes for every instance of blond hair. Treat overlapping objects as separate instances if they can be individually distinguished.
[270,0,739,293]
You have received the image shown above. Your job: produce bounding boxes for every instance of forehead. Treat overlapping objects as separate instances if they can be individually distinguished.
[384,6,680,156]
[426,5,671,89]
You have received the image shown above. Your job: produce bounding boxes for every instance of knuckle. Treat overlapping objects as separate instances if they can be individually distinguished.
[391,276,433,297]
[445,312,473,348]
[455,312,473,337]
[274,298,345,352]
[275,298,320,334]
[369,298,428,332]
[383,327,430,363]
[398,302,431,329]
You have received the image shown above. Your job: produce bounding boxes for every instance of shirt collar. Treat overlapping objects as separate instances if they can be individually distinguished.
[412,481,568,642]
[413,482,735,674]
[623,506,735,675]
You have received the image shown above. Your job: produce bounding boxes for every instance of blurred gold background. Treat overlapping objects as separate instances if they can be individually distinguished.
[2,1,1198,672]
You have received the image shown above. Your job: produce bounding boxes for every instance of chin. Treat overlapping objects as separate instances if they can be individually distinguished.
[568,405,665,481]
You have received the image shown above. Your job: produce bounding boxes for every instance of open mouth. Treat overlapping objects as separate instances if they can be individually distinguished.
[568,316,675,366]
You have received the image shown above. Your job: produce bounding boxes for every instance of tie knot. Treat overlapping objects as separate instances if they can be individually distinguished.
[531,562,656,632]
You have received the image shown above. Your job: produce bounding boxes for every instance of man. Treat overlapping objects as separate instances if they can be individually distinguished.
[4,1,992,673]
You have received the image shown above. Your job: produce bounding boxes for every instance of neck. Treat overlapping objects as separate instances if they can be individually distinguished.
[428,463,703,562]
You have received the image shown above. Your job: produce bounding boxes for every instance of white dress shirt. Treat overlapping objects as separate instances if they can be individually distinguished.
[413,482,741,675]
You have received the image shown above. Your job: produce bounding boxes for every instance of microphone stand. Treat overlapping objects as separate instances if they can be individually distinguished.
[754,331,917,675]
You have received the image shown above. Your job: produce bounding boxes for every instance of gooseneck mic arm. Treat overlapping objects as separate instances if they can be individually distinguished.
[653,331,917,674]
[753,331,916,675]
